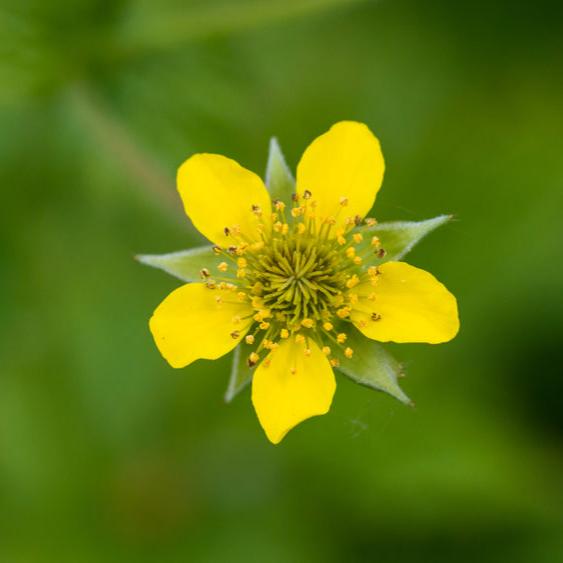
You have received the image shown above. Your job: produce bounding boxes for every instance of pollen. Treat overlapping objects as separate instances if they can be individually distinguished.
[346,274,360,289]
[337,307,351,319]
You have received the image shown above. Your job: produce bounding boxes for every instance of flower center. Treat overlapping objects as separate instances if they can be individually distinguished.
[204,193,386,367]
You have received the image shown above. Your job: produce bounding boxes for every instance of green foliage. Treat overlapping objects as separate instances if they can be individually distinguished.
[359,215,453,263]
[225,341,254,402]
[136,245,218,282]
[337,328,411,405]
[265,137,296,203]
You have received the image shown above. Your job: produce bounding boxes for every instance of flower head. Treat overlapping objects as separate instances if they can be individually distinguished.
[145,121,459,444]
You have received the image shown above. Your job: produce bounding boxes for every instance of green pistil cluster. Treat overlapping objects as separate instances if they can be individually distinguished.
[201,193,386,368]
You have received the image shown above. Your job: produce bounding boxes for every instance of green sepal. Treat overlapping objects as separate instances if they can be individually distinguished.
[225,342,254,403]
[361,215,452,263]
[337,328,412,405]
[265,137,295,204]
[136,245,221,283]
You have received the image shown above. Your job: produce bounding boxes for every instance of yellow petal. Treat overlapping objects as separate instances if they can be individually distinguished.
[251,339,336,444]
[352,262,459,344]
[296,121,384,230]
[177,153,271,246]
[149,283,253,368]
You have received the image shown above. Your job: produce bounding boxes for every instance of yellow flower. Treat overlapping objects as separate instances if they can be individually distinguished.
[148,121,459,444]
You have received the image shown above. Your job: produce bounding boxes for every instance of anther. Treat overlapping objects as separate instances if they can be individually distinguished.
[280,328,289,339]
[251,204,262,215]
[322,346,331,356]
[337,307,351,319]
[247,352,260,367]
[352,233,363,243]
[365,218,377,227]
[298,223,306,235]
[218,262,228,272]
[224,227,230,236]
[346,274,360,289]
[212,246,222,254]
[301,318,314,329]
[339,196,349,206]
[200,268,210,279]
[291,193,299,202]
[303,189,312,200]
[371,236,381,247]
[245,334,255,345]
[230,330,240,339]
[259,321,270,330]
[337,235,346,246]
[237,257,247,268]
[353,256,363,265]
[323,322,334,332]
[330,358,340,368]
[371,312,382,321]
[295,334,305,344]
[376,248,386,258]
[344,347,354,358]
[336,333,347,344]
[345,247,356,259]
[304,348,312,357]
[354,215,362,226]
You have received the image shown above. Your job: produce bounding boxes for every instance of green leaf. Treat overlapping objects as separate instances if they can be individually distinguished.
[136,245,221,283]
[265,137,295,204]
[362,215,452,262]
[337,328,412,405]
[225,342,253,403]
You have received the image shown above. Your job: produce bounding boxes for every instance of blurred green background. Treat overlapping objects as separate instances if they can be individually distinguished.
[1,0,562,561]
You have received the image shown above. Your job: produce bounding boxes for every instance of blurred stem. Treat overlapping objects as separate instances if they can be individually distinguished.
[111,0,367,59]
[68,84,188,228]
